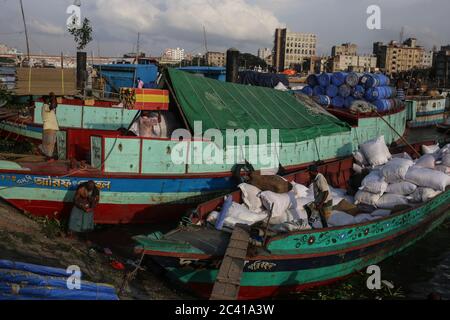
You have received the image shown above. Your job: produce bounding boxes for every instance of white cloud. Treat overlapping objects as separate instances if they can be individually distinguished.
[94,0,281,47]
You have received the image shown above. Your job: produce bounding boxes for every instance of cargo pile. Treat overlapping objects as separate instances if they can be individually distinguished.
[353,137,450,211]
[206,137,450,233]
[301,72,401,112]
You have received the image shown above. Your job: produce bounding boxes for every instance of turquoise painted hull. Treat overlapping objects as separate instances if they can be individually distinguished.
[136,180,450,299]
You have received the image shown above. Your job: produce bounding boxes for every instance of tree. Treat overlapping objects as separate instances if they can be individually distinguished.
[238,53,267,70]
[68,17,93,51]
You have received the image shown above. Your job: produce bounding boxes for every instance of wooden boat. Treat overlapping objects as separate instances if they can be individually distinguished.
[134,141,450,299]
[0,69,407,224]
[0,92,169,160]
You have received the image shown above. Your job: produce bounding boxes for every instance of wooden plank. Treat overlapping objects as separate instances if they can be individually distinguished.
[210,225,250,301]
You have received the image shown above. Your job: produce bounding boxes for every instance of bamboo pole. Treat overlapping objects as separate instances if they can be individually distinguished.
[374,109,421,157]
[61,52,65,95]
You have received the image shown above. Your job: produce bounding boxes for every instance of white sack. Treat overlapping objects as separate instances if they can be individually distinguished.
[409,188,442,203]
[415,154,436,169]
[327,211,356,227]
[442,153,450,167]
[422,144,440,155]
[354,213,377,224]
[371,209,392,218]
[360,136,392,167]
[360,170,388,195]
[207,203,268,228]
[405,166,450,191]
[259,191,293,220]
[381,158,414,183]
[386,181,417,195]
[376,194,410,209]
[291,182,309,199]
[353,151,368,166]
[355,190,381,206]
[435,165,450,174]
[239,183,263,213]
[392,152,413,161]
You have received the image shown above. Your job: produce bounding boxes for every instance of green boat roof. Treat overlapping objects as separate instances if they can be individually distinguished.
[167,68,350,144]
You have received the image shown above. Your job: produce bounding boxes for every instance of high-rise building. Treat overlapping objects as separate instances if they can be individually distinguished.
[373,38,425,74]
[205,51,226,67]
[331,43,357,57]
[162,48,185,62]
[257,48,272,60]
[273,28,317,72]
[421,51,434,68]
[433,45,450,87]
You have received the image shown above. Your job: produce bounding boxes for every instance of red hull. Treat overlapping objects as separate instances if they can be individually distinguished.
[5,199,193,224]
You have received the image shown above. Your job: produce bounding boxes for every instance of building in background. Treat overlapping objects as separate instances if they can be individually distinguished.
[303,56,330,74]
[331,43,357,57]
[433,45,450,87]
[421,51,434,68]
[273,28,317,72]
[257,48,272,60]
[373,38,425,74]
[331,54,377,72]
[205,51,226,67]
[162,48,185,63]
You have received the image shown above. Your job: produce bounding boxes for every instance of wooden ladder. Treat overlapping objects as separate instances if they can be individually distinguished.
[210,225,250,300]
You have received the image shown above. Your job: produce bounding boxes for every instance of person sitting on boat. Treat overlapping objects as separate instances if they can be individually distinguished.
[130,111,161,138]
[39,92,59,161]
[68,180,99,235]
[305,165,333,228]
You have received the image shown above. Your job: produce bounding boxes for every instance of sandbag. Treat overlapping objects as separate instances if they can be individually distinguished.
[327,211,356,227]
[360,170,388,195]
[381,158,414,183]
[422,144,440,155]
[360,136,392,167]
[442,153,450,167]
[355,190,381,206]
[409,188,442,203]
[376,194,409,209]
[415,154,436,169]
[354,213,377,224]
[239,183,263,213]
[353,151,368,166]
[330,186,354,206]
[207,203,268,228]
[371,209,392,218]
[386,181,417,195]
[259,191,293,220]
[291,182,309,199]
[353,163,363,174]
[435,165,450,174]
[270,220,311,233]
[405,167,450,191]
[392,152,413,161]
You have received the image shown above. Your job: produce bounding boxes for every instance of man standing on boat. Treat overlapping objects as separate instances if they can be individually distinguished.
[39,92,59,161]
[306,165,333,228]
[68,180,100,235]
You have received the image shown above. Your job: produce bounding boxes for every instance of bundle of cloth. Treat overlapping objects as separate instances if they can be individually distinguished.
[352,137,450,212]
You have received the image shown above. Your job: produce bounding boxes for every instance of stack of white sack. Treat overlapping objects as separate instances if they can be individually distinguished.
[353,140,450,209]
[207,202,268,230]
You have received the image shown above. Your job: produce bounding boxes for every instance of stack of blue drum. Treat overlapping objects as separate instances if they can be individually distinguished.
[302,72,400,112]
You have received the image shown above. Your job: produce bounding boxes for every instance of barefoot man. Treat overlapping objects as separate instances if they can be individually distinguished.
[68,180,100,234]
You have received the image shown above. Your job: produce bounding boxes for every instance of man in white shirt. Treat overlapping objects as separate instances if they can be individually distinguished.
[307,165,332,228]
[39,93,59,160]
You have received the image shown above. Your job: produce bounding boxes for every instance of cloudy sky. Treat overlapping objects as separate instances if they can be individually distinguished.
[0,0,449,57]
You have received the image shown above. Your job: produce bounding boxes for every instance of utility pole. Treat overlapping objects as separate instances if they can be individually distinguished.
[203,25,208,54]
[135,32,141,64]
[19,0,30,61]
